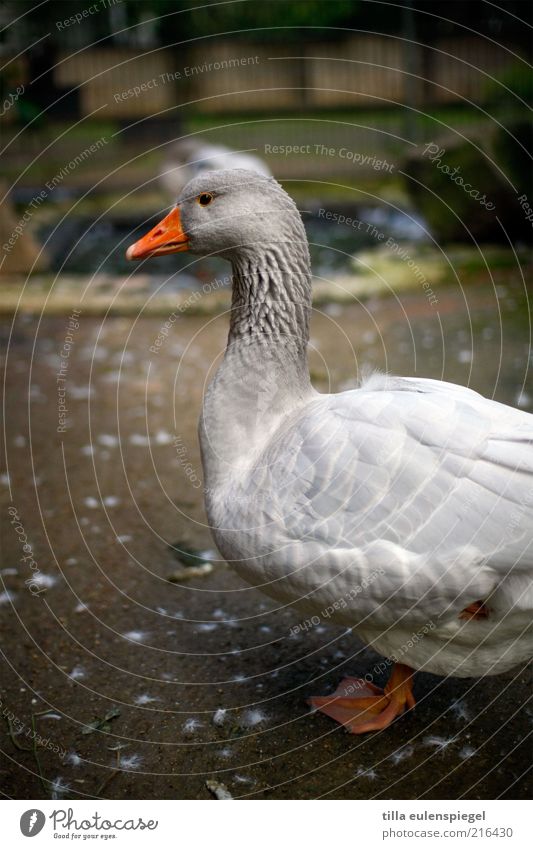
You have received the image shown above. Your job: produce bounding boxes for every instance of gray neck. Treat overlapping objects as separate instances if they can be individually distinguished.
[228,240,311,353]
[199,239,314,495]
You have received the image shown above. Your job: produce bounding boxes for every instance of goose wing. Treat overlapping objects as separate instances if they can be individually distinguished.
[257,375,533,624]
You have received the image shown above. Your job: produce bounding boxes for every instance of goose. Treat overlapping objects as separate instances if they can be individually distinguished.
[159,138,271,199]
[127,170,533,734]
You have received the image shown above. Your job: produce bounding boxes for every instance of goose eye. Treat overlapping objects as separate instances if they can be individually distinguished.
[197,193,213,207]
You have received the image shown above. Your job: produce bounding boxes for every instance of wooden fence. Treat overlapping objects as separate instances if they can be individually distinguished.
[4,34,526,121]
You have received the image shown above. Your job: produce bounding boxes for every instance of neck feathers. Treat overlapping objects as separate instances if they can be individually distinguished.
[228,216,312,354]
[199,200,313,492]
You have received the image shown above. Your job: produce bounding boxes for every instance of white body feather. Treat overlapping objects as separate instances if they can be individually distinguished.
[203,372,533,678]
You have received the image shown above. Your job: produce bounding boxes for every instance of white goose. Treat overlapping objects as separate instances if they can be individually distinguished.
[127,171,533,734]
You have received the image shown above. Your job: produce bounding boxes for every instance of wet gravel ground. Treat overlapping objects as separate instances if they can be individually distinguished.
[1,281,531,800]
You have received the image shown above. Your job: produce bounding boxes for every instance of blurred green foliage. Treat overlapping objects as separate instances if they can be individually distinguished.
[132,0,358,42]
[5,0,533,48]
[486,63,533,107]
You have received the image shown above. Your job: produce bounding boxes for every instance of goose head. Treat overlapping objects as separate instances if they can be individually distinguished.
[126,169,307,263]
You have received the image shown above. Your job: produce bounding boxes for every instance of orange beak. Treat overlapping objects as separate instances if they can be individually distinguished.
[126,207,189,260]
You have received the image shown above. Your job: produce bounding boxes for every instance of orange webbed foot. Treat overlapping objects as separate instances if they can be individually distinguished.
[459,600,490,620]
[308,663,415,734]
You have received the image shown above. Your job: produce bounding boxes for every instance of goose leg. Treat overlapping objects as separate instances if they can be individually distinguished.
[459,600,490,620]
[308,663,415,734]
